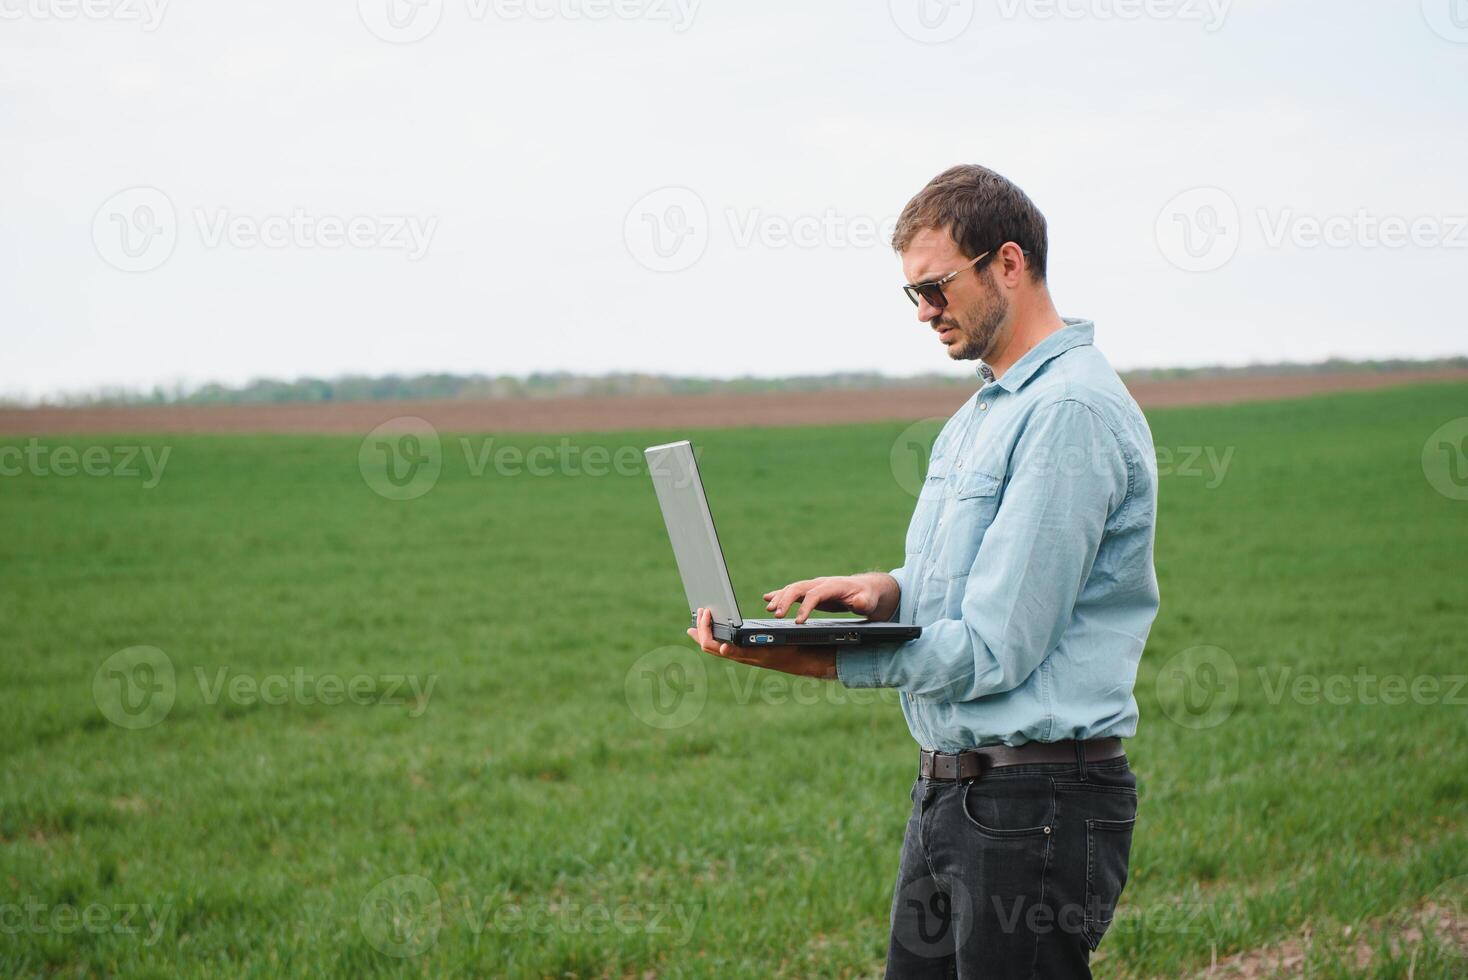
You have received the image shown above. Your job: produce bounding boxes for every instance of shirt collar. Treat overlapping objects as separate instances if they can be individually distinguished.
[978,318,1095,393]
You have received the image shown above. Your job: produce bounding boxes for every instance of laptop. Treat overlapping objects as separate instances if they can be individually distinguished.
[645,440,922,647]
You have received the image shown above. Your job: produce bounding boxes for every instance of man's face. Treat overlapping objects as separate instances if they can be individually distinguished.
[901,227,1009,362]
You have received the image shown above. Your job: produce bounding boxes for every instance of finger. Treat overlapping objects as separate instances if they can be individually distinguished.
[696,607,714,646]
[691,608,755,663]
[772,581,811,618]
[794,583,834,624]
[765,583,798,611]
[698,608,727,655]
[690,633,727,658]
[765,584,787,614]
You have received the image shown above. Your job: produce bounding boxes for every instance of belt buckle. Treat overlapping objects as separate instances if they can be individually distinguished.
[923,750,959,781]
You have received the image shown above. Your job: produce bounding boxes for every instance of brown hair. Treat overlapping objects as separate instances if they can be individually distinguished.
[892,165,1049,281]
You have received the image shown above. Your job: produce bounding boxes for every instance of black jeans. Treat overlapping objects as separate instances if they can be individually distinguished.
[885,755,1137,979]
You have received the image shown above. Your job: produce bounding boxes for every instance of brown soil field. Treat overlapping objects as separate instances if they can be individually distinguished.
[2,369,1465,436]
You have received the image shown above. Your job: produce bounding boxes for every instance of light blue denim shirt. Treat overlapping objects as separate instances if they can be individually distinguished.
[837,319,1159,751]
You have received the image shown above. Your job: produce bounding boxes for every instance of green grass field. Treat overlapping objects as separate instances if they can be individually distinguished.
[2,382,1466,978]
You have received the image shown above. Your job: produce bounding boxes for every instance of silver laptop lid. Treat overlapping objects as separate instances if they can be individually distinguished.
[645,440,742,629]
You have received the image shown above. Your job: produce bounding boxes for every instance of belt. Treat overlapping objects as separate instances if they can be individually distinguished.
[918,738,1125,781]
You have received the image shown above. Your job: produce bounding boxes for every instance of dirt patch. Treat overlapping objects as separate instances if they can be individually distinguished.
[1183,901,1467,978]
[2,370,1465,436]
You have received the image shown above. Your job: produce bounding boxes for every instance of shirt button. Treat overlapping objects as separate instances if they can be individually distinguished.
[979,402,989,411]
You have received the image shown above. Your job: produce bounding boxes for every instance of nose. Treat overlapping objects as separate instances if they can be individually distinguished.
[917,296,943,323]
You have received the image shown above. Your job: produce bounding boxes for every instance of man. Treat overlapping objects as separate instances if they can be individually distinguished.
[688,164,1160,978]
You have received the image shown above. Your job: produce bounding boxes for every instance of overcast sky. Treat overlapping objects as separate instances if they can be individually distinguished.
[2,0,1465,400]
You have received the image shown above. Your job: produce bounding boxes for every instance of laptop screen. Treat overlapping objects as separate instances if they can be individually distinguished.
[644,441,743,629]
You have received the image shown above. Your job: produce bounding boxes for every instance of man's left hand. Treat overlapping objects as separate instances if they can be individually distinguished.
[686,608,838,680]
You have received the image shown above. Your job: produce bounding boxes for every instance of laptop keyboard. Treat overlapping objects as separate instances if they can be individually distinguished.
[743,618,870,628]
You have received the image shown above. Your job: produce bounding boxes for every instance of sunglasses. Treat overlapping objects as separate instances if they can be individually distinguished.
[902,247,1029,308]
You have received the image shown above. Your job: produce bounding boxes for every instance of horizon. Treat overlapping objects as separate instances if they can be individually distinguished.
[8,354,1467,408]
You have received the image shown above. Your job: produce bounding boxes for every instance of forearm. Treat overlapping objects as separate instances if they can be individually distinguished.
[779,648,838,681]
[714,641,838,681]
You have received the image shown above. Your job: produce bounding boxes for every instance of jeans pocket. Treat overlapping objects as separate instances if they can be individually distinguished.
[1083,815,1136,950]
[961,776,1055,839]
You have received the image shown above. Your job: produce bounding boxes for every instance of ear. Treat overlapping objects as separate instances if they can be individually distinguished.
[995,241,1028,287]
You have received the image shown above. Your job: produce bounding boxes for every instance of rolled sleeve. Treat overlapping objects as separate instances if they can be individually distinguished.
[836,644,905,689]
[887,564,909,621]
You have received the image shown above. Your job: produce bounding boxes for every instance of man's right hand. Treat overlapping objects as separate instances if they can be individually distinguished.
[763,573,901,624]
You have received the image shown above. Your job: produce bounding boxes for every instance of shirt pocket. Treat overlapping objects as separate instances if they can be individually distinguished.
[904,469,949,558]
[930,469,1003,579]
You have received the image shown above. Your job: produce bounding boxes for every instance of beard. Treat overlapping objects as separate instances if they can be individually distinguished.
[935,267,1010,362]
